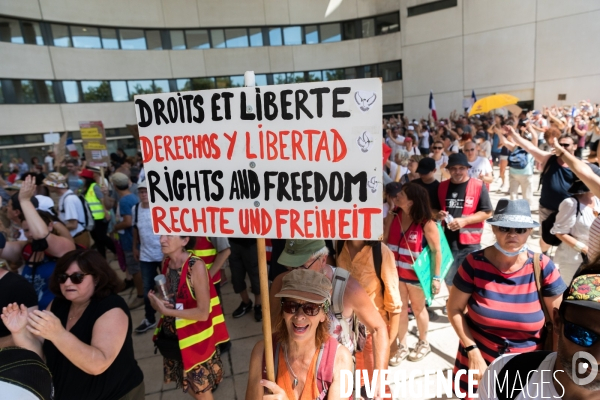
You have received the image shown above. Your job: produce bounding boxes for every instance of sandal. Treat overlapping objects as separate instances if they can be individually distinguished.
[389,344,409,367]
[408,340,431,362]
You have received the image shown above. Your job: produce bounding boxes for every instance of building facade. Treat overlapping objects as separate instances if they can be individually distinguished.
[0,0,598,161]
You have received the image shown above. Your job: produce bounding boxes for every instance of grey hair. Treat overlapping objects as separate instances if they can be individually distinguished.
[309,246,330,261]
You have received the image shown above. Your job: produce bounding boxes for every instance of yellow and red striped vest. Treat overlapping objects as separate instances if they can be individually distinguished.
[153,256,229,372]
[190,237,220,284]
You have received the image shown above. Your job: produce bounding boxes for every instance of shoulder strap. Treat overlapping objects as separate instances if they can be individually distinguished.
[331,267,350,319]
[496,351,553,400]
[315,338,338,398]
[372,242,384,296]
[533,253,552,329]
[132,204,139,227]
[575,196,582,218]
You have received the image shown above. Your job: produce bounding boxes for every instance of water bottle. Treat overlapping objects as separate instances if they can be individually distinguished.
[154,274,174,304]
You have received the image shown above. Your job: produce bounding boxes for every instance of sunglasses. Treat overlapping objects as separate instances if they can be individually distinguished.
[281,300,323,316]
[559,142,572,148]
[57,272,89,284]
[498,227,528,234]
[432,147,443,150]
[564,317,600,347]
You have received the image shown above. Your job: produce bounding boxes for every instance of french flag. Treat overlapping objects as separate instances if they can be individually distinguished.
[429,91,437,122]
[66,137,79,158]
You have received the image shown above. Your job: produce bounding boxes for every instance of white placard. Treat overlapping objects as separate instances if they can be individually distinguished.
[134,78,383,240]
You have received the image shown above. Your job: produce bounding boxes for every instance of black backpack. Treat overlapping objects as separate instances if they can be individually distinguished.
[541,197,582,247]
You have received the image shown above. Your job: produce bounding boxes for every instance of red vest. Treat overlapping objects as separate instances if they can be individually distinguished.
[153,256,229,372]
[386,211,424,282]
[437,178,484,245]
[190,237,220,284]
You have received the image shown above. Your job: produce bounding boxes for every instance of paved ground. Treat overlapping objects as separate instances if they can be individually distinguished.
[123,167,566,399]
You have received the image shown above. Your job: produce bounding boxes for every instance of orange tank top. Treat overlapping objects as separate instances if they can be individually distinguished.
[276,346,320,400]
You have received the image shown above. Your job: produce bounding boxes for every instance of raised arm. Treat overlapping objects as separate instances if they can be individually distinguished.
[507,126,551,165]
[553,143,600,199]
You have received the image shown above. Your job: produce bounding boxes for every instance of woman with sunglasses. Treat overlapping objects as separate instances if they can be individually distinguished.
[428,140,448,182]
[246,268,352,400]
[148,235,226,400]
[0,176,75,310]
[384,182,441,365]
[1,249,145,399]
[447,199,567,397]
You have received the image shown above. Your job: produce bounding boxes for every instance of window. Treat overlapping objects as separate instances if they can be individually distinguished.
[255,74,268,86]
[211,29,225,48]
[146,30,162,50]
[287,72,304,83]
[0,18,23,43]
[378,61,401,81]
[229,76,245,87]
[71,26,101,49]
[191,78,215,90]
[375,13,399,35]
[323,69,344,81]
[225,28,248,48]
[216,77,232,89]
[62,81,80,103]
[283,26,302,45]
[153,80,170,93]
[269,28,282,46]
[120,29,146,50]
[249,28,263,47]
[361,19,375,38]
[273,73,286,84]
[186,30,209,49]
[308,71,322,82]
[344,67,357,80]
[21,21,44,45]
[110,81,128,101]
[342,21,357,40]
[320,23,341,43]
[0,81,4,103]
[127,80,153,99]
[51,24,71,47]
[82,81,110,102]
[176,79,191,91]
[363,65,377,78]
[14,80,35,103]
[101,28,119,49]
[407,0,457,17]
[35,81,55,103]
[304,25,319,44]
[170,30,186,50]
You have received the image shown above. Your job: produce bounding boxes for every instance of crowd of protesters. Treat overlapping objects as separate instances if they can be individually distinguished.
[2,101,600,400]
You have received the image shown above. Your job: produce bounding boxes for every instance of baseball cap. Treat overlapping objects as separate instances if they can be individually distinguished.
[79,169,94,179]
[137,179,147,190]
[385,181,403,197]
[563,274,600,311]
[275,269,332,304]
[416,158,436,175]
[446,153,471,169]
[277,239,326,268]
[110,172,129,187]
[532,110,541,116]
[407,126,415,131]
[35,195,55,215]
[43,172,68,189]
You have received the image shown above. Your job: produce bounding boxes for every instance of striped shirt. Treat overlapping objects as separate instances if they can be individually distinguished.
[452,250,566,396]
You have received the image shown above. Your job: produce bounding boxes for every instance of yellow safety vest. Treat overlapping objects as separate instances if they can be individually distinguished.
[85,183,105,220]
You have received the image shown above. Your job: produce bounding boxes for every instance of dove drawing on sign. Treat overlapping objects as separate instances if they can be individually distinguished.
[368,176,379,193]
[354,90,377,112]
[357,131,374,153]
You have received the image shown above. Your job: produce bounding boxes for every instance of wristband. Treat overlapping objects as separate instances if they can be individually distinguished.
[464,344,478,353]
[433,275,441,280]
[574,241,585,252]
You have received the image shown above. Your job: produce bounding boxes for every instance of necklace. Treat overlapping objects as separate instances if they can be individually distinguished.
[283,345,298,389]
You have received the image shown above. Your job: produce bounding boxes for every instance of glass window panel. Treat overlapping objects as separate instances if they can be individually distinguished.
[304,25,318,44]
[320,23,341,43]
[323,69,344,81]
[361,18,375,38]
[344,67,357,80]
[62,81,80,103]
[269,27,282,46]
[255,74,267,86]
[342,21,356,40]
[0,18,23,43]
[0,81,4,104]
[71,26,101,49]
[230,76,244,87]
[287,72,304,83]
[375,13,400,35]
[100,28,119,49]
[191,78,215,90]
[146,30,162,50]
[225,28,248,48]
[176,79,191,91]
[15,80,36,103]
[308,71,322,82]
[283,26,302,45]
[82,81,110,102]
[363,65,377,78]
[170,30,186,50]
[153,80,170,93]
[127,80,153,100]
[378,61,401,82]
[186,29,209,49]
[51,24,71,47]
[120,29,146,50]
[211,29,225,48]
[35,80,55,103]
[21,21,44,45]
[273,73,286,85]
[249,28,263,47]
[110,81,129,101]
[216,77,231,89]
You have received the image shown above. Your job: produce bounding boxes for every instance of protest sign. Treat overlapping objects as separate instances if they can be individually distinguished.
[134,78,383,239]
[79,121,109,168]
